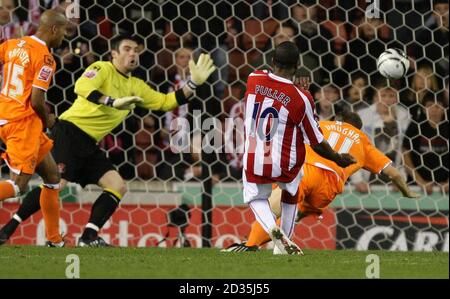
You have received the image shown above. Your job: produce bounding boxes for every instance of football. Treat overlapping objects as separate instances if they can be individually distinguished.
[377,48,410,79]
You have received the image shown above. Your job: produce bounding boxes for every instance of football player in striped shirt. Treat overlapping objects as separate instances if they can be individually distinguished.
[241,41,355,255]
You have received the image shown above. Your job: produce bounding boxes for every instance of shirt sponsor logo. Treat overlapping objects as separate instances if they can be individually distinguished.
[84,70,97,78]
[37,65,53,82]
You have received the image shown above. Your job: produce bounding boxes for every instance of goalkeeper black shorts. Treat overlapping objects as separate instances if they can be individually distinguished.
[49,120,116,187]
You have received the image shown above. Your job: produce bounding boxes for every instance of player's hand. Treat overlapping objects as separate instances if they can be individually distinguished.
[112,96,144,110]
[294,76,311,90]
[46,114,57,129]
[188,53,216,86]
[354,182,369,193]
[403,189,421,199]
[335,153,356,168]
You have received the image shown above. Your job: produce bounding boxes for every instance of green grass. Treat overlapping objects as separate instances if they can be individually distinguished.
[0,246,447,279]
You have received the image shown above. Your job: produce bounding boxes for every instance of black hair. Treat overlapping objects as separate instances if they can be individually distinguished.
[110,35,141,52]
[434,0,448,5]
[336,110,363,130]
[273,41,300,70]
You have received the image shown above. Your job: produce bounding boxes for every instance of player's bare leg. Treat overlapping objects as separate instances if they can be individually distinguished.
[78,170,126,247]
[0,172,29,202]
[0,172,33,245]
[0,173,35,245]
[0,178,68,246]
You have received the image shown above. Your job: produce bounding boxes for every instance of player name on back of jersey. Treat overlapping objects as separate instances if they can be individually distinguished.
[8,46,30,66]
[324,122,361,144]
[255,84,290,106]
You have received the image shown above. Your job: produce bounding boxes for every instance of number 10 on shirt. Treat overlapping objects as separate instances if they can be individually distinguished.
[249,96,280,143]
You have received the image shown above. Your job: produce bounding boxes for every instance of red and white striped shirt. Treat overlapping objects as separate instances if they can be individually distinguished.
[243,70,324,184]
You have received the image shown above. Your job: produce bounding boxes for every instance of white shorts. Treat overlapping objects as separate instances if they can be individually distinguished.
[242,169,304,204]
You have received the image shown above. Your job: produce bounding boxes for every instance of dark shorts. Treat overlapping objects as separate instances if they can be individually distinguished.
[50,120,115,187]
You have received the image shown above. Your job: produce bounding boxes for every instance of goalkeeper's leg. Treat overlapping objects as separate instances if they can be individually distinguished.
[78,170,125,247]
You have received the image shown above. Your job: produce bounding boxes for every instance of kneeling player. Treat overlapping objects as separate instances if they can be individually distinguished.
[223,111,420,252]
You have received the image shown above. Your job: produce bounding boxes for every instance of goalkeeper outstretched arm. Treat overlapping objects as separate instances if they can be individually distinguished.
[136,53,216,111]
[76,54,216,111]
[115,53,216,111]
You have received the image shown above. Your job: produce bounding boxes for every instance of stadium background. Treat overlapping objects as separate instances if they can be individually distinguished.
[0,0,448,252]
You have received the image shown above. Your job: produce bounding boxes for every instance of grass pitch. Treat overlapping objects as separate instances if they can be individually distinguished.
[0,246,447,279]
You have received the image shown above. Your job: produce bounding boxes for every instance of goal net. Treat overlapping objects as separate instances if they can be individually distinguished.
[0,0,448,252]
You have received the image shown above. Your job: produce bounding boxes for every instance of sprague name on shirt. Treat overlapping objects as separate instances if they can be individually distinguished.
[8,47,30,66]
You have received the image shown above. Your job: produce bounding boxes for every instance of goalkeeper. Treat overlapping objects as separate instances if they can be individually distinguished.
[0,35,216,247]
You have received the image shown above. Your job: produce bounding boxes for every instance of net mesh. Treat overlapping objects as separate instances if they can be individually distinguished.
[0,0,448,251]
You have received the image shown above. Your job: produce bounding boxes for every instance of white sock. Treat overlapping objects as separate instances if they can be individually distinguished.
[281,202,298,238]
[85,223,100,231]
[248,198,277,234]
[13,214,22,223]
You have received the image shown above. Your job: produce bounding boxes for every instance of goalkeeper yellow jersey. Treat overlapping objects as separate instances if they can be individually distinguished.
[59,61,179,142]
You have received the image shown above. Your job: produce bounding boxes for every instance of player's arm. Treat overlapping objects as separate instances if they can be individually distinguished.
[136,53,216,111]
[0,42,4,65]
[74,62,141,110]
[311,141,356,167]
[74,62,107,101]
[382,165,420,198]
[401,123,433,193]
[31,53,56,129]
[363,135,420,198]
[31,87,53,129]
[403,149,423,182]
[134,80,181,111]
[402,148,431,191]
[299,91,355,167]
[402,128,428,188]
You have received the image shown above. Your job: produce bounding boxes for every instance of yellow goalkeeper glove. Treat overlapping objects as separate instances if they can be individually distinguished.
[187,53,216,89]
[104,96,144,110]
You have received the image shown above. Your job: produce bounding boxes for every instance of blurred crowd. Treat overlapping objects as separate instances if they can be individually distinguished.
[0,0,448,194]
